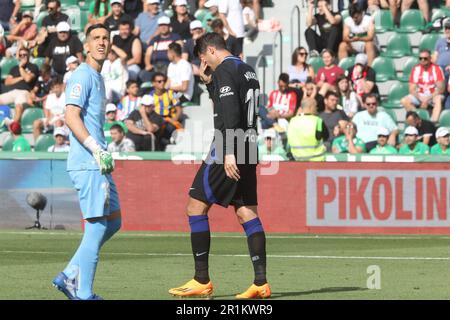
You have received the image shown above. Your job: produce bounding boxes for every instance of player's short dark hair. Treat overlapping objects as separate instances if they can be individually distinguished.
[126,80,138,88]
[152,72,167,82]
[194,32,227,57]
[168,42,182,57]
[110,124,124,134]
[363,93,378,103]
[406,111,420,120]
[210,19,224,30]
[278,73,289,84]
[324,91,339,100]
[86,23,110,38]
[349,3,363,17]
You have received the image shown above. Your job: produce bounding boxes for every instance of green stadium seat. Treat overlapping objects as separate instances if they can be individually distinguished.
[140,81,153,89]
[80,9,89,31]
[374,9,394,33]
[439,110,450,127]
[382,82,409,109]
[0,58,18,81]
[341,10,349,21]
[416,109,430,121]
[36,11,48,29]
[398,56,419,82]
[381,33,412,58]
[2,134,14,151]
[34,134,55,152]
[62,6,81,32]
[379,107,397,123]
[307,56,325,74]
[418,33,441,53]
[338,56,355,71]
[397,9,426,33]
[431,8,450,22]
[21,108,44,134]
[61,0,79,7]
[371,57,397,82]
[30,57,45,69]
[20,5,35,12]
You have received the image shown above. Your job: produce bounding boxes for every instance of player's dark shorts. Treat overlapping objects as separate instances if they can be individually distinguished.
[189,161,258,208]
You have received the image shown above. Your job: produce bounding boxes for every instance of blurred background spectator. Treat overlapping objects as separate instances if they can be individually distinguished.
[112,19,142,81]
[47,126,69,152]
[166,42,194,103]
[399,126,430,154]
[108,123,135,152]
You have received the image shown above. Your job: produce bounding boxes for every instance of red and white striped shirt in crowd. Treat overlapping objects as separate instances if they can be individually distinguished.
[267,90,297,115]
[409,63,444,96]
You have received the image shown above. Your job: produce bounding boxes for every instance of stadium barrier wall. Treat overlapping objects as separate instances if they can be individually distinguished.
[1,153,450,234]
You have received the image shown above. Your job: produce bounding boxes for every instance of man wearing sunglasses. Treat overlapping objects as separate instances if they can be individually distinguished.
[401,49,444,123]
[399,126,430,155]
[431,127,450,154]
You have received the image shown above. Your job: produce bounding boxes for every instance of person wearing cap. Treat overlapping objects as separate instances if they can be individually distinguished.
[332,122,366,154]
[345,53,378,102]
[202,0,220,32]
[352,93,399,151]
[105,0,134,39]
[111,19,142,81]
[9,121,31,152]
[44,21,84,76]
[103,103,127,144]
[399,126,430,155]
[369,127,398,155]
[135,0,165,46]
[405,111,436,146]
[32,75,65,142]
[107,123,135,152]
[63,56,80,84]
[171,0,195,40]
[5,10,38,56]
[125,94,164,151]
[166,42,194,102]
[258,128,287,160]
[48,127,70,152]
[431,127,450,154]
[211,18,242,59]
[86,0,112,32]
[140,15,183,82]
[182,20,205,75]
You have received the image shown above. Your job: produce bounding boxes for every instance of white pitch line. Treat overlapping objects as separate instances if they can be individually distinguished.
[2,250,450,261]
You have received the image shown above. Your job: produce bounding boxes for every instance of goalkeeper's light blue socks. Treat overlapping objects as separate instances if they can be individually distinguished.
[242,217,267,286]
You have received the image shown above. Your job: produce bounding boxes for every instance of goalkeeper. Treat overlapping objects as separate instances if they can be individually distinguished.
[52,24,121,300]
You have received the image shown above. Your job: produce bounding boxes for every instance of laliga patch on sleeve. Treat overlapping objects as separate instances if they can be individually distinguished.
[70,84,82,99]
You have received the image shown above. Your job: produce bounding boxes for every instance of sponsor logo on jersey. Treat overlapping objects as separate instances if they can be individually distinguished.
[70,84,82,99]
[244,71,258,81]
[219,86,234,98]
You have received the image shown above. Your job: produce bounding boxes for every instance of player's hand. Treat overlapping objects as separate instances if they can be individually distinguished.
[199,59,212,84]
[93,150,115,175]
[224,154,240,181]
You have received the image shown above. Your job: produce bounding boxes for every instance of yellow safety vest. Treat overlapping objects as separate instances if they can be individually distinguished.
[287,114,326,162]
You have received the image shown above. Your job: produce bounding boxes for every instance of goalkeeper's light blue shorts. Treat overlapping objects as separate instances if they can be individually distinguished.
[68,170,121,219]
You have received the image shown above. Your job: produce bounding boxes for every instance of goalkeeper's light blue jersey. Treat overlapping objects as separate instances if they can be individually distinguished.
[65,63,107,171]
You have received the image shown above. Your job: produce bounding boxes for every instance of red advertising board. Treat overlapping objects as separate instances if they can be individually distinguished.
[113,161,450,234]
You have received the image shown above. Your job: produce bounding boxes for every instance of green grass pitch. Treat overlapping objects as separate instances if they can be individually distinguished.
[1,231,450,299]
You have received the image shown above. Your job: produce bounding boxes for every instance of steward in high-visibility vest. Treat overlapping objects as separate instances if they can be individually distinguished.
[287,99,328,161]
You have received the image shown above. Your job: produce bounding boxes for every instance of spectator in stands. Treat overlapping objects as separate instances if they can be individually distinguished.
[369,127,398,154]
[405,111,436,146]
[0,47,38,124]
[339,4,377,66]
[431,127,450,154]
[336,75,359,118]
[305,0,342,56]
[47,127,69,152]
[9,121,31,152]
[166,42,194,103]
[401,49,444,123]
[31,63,52,104]
[0,24,5,57]
[86,0,112,32]
[5,10,37,57]
[433,19,450,79]
[107,124,135,152]
[44,21,83,76]
[101,45,129,103]
[135,0,164,47]
[401,0,429,23]
[288,47,315,89]
[218,0,245,55]
[258,128,287,161]
[170,0,195,40]
[288,98,328,161]
[32,76,65,141]
[182,20,205,76]
[149,72,184,148]
[105,0,134,40]
[399,126,430,155]
[242,0,258,43]
[211,18,242,59]
[111,19,142,81]
[315,49,344,96]
[63,56,79,84]
[319,91,349,150]
[117,80,141,120]
[203,0,220,32]
[126,94,164,151]
[302,79,325,112]
[103,103,127,144]
[140,16,183,82]
[346,53,378,104]
[123,0,143,19]
[0,0,20,32]
[332,122,366,154]
[352,93,399,151]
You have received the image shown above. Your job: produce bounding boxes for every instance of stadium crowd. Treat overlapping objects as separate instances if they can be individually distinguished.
[0,0,449,161]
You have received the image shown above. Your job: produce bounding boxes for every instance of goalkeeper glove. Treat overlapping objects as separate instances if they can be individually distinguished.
[83,136,115,175]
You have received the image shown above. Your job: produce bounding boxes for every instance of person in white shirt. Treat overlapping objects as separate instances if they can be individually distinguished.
[166,41,194,102]
[32,75,65,142]
[108,123,136,152]
[47,126,70,152]
[63,55,79,84]
[101,45,129,103]
[219,0,245,55]
[242,0,258,42]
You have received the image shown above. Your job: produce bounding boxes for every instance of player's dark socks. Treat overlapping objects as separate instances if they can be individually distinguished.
[242,218,267,286]
[189,215,211,284]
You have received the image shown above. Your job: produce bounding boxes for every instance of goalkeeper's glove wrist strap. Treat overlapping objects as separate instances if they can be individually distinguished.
[83,136,102,154]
